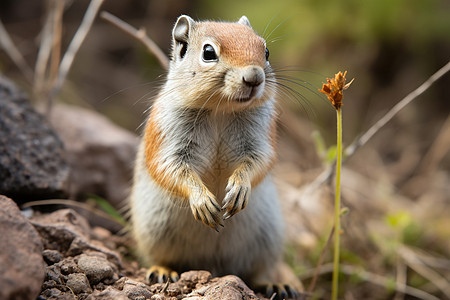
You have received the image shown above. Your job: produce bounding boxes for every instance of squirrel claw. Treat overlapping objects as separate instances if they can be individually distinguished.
[256,283,303,300]
[146,265,179,284]
[222,181,250,219]
[190,190,223,230]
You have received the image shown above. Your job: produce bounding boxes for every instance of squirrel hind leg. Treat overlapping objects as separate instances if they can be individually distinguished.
[146,265,179,284]
[252,262,305,299]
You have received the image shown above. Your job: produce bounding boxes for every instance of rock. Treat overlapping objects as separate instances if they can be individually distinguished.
[186,274,259,300]
[40,288,76,300]
[86,286,128,300]
[120,278,152,299]
[0,195,45,300]
[42,249,63,265]
[180,270,212,285]
[45,265,64,284]
[48,103,138,209]
[40,288,62,299]
[76,253,115,284]
[0,75,69,203]
[66,273,92,294]
[30,208,91,253]
[147,271,259,300]
[59,257,82,275]
[30,209,122,267]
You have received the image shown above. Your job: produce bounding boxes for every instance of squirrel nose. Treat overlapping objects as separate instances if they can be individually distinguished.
[242,66,264,87]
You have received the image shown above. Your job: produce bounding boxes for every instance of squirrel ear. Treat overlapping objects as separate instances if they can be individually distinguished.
[238,16,252,28]
[173,15,195,43]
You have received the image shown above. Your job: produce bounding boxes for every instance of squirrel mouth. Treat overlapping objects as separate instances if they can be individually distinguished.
[236,96,252,102]
[235,88,256,103]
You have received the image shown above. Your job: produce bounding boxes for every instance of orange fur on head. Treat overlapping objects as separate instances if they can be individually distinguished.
[200,23,266,67]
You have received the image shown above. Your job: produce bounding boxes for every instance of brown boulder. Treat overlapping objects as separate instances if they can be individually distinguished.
[48,103,138,210]
[30,208,122,267]
[0,195,45,300]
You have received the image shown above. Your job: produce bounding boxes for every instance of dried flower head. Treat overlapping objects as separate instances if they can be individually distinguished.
[319,71,354,110]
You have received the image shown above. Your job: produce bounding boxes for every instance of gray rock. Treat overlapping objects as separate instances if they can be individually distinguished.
[121,278,152,299]
[30,208,91,254]
[0,75,70,203]
[40,288,76,300]
[86,286,128,300]
[0,195,45,300]
[45,265,63,284]
[48,103,138,210]
[182,272,259,300]
[199,275,259,299]
[147,271,259,300]
[30,209,122,266]
[77,253,115,284]
[42,249,63,265]
[58,257,82,275]
[66,273,92,294]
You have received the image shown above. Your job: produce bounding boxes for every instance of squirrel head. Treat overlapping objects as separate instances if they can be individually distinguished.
[167,15,275,113]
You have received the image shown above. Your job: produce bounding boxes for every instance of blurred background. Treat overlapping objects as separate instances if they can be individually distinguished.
[1,0,449,299]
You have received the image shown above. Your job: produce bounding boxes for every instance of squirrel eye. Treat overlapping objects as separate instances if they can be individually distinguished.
[203,44,218,62]
[265,48,270,61]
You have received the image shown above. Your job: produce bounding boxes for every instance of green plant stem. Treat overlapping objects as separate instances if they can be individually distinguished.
[332,107,342,300]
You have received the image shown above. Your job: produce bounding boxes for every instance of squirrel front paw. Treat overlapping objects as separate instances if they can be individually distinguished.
[190,188,223,231]
[222,175,251,220]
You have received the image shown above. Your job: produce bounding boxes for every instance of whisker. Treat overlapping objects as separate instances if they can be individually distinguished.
[265,16,291,43]
[267,79,316,119]
[271,66,326,78]
[101,81,156,103]
[275,76,323,99]
[262,13,280,38]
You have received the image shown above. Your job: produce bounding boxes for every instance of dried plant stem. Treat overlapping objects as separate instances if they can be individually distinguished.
[22,199,123,226]
[305,61,450,191]
[393,259,407,300]
[48,0,64,86]
[34,4,56,96]
[307,225,335,293]
[345,60,450,157]
[49,0,105,107]
[331,108,343,300]
[100,11,169,70]
[398,246,450,297]
[0,19,34,83]
[300,263,441,300]
[34,0,64,100]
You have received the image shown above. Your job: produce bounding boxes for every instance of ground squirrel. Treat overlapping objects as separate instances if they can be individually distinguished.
[130,15,302,299]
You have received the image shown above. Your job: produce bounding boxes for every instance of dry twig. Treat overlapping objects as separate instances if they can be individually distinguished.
[300,263,441,300]
[304,61,450,190]
[393,259,407,300]
[50,0,105,103]
[48,0,65,86]
[398,246,450,298]
[100,11,170,70]
[0,19,34,83]
[417,115,450,174]
[345,60,450,157]
[409,248,450,271]
[34,0,65,99]
[34,5,56,95]
[307,226,335,293]
[22,199,123,227]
